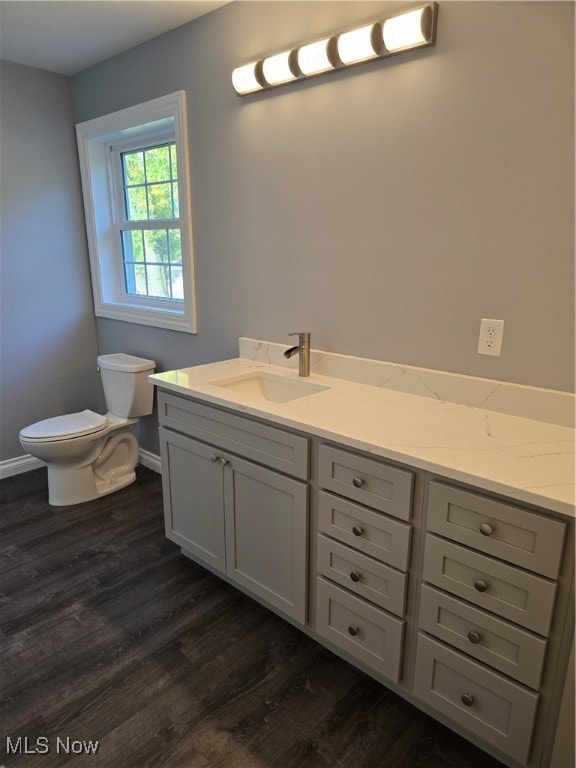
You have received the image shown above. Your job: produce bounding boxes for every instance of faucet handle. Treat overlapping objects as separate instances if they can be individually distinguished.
[288,331,310,340]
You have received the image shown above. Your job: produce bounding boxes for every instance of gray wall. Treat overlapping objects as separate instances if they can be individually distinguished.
[0,61,100,461]
[5,1,572,461]
[74,1,574,430]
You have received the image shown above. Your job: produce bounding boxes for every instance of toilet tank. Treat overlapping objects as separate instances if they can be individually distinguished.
[97,353,156,418]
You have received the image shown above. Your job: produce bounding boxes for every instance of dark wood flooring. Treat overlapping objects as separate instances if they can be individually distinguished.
[0,467,504,768]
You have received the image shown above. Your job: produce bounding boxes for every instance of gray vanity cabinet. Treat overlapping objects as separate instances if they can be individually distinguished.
[158,393,309,625]
[159,428,226,574]
[156,386,574,768]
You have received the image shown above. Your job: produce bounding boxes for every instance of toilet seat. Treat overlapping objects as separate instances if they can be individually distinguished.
[20,410,108,442]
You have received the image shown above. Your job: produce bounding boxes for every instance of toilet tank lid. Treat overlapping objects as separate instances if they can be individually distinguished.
[20,410,107,440]
[97,353,156,372]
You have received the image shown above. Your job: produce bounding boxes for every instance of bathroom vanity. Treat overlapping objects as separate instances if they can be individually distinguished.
[150,339,575,768]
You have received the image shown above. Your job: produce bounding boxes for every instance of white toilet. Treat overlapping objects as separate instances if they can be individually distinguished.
[19,353,156,506]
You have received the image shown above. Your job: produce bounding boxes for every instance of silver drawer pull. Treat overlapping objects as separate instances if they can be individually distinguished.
[467,630,482,644]
[479,522,494,537]
[350,571,361,583]
[348,625,359,637]
[352,525,364,537]
[210,454,219,462]
[352,477,364,488]
[474,579,489,593]
[461,693,475,707]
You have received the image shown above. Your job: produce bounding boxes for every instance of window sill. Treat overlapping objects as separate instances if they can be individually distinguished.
[96,301,196,333]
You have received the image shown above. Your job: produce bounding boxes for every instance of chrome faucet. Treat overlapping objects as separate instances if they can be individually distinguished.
[284,332,311,377]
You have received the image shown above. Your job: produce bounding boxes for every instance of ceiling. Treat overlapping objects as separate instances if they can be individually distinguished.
[0,1,230,75]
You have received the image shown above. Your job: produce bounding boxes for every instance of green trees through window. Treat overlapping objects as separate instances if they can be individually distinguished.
[120,143,183,301]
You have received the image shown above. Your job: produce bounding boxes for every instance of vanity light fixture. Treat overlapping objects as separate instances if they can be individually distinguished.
[231,2,438,96]
[262,50,299,86]
[231,61,264,95]
[382,5,436,53]
[297,37,336,76]
[336,23,380,65]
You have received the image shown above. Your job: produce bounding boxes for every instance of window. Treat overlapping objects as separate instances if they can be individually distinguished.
[76,92,197,332]
[114,140,183,302]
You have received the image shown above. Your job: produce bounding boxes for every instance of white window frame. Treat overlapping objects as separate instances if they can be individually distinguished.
[76,91,197,333]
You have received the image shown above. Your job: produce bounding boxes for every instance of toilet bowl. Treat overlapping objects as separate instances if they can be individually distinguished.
[19,354,155,506]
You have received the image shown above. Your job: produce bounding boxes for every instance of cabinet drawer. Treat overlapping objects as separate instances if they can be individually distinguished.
[158,392,309,479]
[317,534,407,617]
[419,585,547,689]
[427,482,566,579]
[315,577,404,683]
[413,633,539,764]
[422,535,557,636]
[318,445,413,521]
[318,492,411,571]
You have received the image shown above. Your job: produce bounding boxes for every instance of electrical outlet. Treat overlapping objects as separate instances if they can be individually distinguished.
[478,318,504,356]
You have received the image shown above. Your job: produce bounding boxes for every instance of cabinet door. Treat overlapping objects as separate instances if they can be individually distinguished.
[159,427,225,574]
[223,455,308,625]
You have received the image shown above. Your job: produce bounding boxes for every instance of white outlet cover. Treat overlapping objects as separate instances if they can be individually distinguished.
[478,318,504,356]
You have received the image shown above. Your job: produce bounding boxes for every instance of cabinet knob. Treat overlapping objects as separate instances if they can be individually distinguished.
[219,458,229,468]
[352,477,364,488]
[210,454,219,462]
[352,525,364,537]
[350,571,361,583]
[467,630,482,645]
[348,625,359,637]
[474,579,488,593]
[479,522,494,537]
[461,693,475,707]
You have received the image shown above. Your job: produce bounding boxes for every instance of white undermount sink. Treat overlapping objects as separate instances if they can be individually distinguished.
[209,371,329,403]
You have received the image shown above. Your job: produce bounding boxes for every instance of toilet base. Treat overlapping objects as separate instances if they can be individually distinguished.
[41,428,140,506]
[46,462,137,506]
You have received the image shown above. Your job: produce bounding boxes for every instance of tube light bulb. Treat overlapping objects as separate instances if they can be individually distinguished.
[337,24,378,65]
[232,62,262,95]
[262,50,297,86]
[297,38,334,76]
[383,7,429,53]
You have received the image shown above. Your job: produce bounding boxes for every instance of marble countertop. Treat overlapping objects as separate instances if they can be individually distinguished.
[150,357,575,518]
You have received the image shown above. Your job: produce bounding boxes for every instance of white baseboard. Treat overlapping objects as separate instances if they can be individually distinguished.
[138,448,161,473]
[0,454,45,480]
[0,450,161,480]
